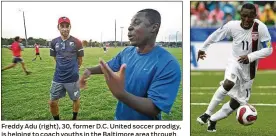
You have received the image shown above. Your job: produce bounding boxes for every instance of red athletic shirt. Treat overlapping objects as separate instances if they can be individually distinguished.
[11,41,21,57]
[35,44,40,53]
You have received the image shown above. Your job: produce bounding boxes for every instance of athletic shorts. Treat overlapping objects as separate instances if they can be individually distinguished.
[222,62,254,105]
[12,57,23,63]
[50,80,80,101]
[36,53,40,55]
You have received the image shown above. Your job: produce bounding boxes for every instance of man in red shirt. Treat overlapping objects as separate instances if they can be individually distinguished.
[1,36,31,75]
[32,43,42,61]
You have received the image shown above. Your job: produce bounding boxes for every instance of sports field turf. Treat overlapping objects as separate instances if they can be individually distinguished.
[191,70,276,136]
[1,47,182,120]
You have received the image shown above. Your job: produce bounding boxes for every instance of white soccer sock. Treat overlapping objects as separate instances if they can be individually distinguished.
[205,86,228,115]
[210,101,234,121]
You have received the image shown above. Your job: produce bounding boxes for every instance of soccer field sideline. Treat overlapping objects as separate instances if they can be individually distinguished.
[192,92,276,95]
[191,103,276,106]
[191,70,276,76]
[192,86,276,90]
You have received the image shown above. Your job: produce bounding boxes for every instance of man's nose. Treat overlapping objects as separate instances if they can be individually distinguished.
[244,16,249,22]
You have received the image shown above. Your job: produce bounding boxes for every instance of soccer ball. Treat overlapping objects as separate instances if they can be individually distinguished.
[236,104,257,126]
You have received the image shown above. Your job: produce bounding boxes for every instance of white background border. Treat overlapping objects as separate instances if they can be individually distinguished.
[0,0,190,135]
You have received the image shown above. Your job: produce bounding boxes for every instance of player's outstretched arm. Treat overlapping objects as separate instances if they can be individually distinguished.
[200,23,231,53]
[99,59,160,117]
[79,65,103,89]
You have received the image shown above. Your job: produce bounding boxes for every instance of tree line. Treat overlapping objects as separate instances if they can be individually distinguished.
[1,37,182,48]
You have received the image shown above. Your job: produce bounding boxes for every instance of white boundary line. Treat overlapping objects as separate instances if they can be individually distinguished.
[191,103,276,106]
[191,71,276,76]
[191,92,276,95]
[191,86,276,90]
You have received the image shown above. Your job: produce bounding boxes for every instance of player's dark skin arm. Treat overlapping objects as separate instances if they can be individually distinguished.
[79,65,103,89]
[116,90,161,117]
[80,63,160,117]
[84,65,103,77]
[238,55,249,64]
[197,50,206,61]
[99,60,160,117]
[78,57,83,69]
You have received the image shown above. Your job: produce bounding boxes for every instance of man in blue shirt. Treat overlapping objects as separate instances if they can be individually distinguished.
[79,9,181,120]
[49,17,84,120]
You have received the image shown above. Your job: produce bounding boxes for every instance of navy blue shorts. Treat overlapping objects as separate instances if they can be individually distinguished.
[36,53,40,55]
[12,57,23,63]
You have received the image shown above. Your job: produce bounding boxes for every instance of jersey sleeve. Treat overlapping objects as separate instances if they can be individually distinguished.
[75,38,84,57]
[248,24,273,63]
[50,40,56,57]
[201,22,232,52]
[147,60,181,114]
[107,51,123,72]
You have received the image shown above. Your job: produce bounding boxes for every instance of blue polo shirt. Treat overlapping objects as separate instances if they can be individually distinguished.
[107,45,181,120]
[50,36,84,83]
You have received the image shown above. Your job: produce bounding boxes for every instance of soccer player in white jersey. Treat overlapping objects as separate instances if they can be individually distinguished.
[196,3,273,132]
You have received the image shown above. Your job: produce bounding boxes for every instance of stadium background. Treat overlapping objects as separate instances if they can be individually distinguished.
[191,1,276,136]
[191,1,276,70]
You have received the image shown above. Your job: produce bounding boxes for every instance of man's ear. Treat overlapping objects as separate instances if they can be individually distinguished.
[151,23,160,33]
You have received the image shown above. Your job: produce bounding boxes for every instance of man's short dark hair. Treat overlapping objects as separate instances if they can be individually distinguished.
[241,3,256,14]
[138,9,161,26]
[14,36,20,42]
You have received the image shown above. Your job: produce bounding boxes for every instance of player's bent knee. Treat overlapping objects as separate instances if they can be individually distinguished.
[229,98,240,110]
[223,79,235,91]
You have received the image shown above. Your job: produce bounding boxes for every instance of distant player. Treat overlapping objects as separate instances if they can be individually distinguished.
[196,3,273,132]
[49,16,84,120]
[106,43,109,51]
[1,36,31,75]
[32,43,42,61]
[103,45,107,54]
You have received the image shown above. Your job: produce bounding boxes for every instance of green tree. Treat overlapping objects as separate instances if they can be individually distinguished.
[82,40,88,47]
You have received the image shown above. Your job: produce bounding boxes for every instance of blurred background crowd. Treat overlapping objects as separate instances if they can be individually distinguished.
[191,1,276,28]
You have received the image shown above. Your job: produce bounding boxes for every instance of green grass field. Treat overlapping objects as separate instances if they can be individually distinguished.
[1,47,182,120]
[191,71,276,136]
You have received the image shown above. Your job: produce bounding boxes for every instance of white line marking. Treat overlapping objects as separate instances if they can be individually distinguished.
[191,87,217,90]
[191,103,276,106]
[191,71,276,76]
[191,92,276,95]
[191,86,276,90]
[257,86,276,89]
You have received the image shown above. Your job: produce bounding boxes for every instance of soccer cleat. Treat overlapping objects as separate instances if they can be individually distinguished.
[207,120,217,132]
[197,113,210,125]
